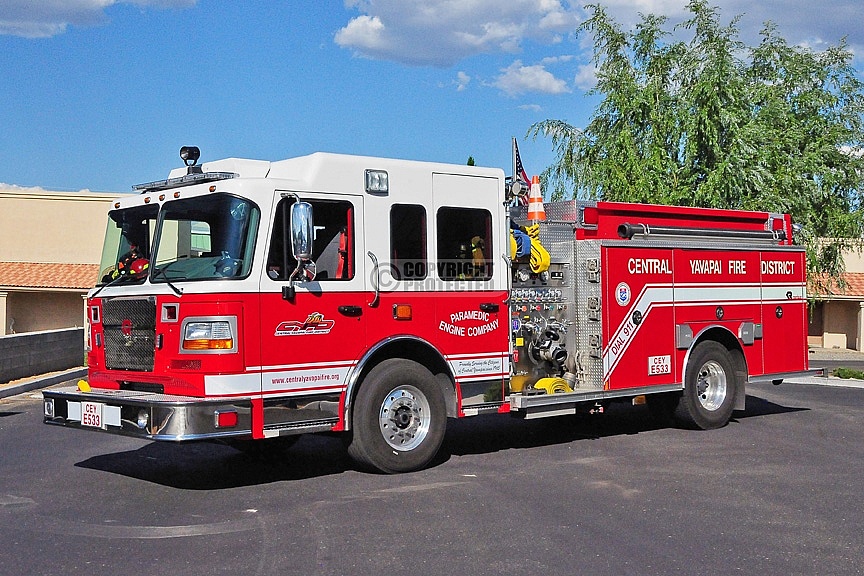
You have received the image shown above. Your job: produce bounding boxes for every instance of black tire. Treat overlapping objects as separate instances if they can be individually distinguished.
[347,359,447,473]
[674,341,738,430]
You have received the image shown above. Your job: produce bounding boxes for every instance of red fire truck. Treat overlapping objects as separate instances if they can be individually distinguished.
[43,147,814,473]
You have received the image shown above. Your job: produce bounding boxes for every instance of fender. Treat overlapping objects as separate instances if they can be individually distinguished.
[341,334,456,430]
[682,324,748,411]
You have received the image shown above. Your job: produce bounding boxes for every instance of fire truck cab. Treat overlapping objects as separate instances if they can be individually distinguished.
[43,148,814,473]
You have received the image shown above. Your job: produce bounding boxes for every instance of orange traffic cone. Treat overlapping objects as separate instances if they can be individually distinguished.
[526,175,546,222]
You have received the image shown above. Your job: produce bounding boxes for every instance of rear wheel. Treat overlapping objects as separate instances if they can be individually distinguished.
[348,359,446,473]
[674,341,738,430]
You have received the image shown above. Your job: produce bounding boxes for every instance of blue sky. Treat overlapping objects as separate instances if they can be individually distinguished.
[1,0,862,193]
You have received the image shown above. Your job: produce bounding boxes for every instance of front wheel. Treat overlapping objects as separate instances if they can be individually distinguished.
[347,359,447,473]
[674,341,738,430]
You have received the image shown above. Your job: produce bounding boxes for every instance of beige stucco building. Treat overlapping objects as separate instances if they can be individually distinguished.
[808,246,864,351]
[0,188,119,335]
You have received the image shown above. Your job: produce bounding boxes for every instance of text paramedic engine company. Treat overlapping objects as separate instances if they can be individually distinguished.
[438,310,499,337]
[627,258,797,275]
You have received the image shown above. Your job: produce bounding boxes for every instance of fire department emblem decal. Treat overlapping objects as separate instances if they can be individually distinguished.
[275,312,335,336]
[615,282,631,306]
[121,319,134,346]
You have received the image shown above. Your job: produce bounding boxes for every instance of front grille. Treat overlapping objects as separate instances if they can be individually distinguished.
[102,297,156,372]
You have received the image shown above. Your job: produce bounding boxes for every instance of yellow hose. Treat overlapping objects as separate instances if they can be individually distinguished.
[533,377,573,394]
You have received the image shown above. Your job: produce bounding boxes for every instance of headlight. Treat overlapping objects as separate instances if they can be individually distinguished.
[181,319,236,352]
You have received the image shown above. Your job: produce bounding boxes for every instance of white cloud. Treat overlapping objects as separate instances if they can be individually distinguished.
[588,1,864,56]
[494,60,570,96]
[541,55,575,65]
[0,183,93,193]
[335,0,581,67]
[0,183,47,192]
[574,63,597,91]
[455,71,471,92]
[333,14,386,51]
[333,0,864,77]
[518,103,543,112]
[597,0,690,18]
[840,145,864,159]
[0,0,196,38]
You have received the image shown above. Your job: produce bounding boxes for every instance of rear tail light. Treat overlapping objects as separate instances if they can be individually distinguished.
[215,411,238,428]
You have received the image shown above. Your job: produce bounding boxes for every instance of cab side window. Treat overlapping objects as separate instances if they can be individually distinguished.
[267,198,354,281]
[436,207,492,281]
[391,204,427,280]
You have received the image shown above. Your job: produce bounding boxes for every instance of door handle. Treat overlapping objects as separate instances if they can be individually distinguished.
[367,251,380,307]
[480,303,499,313]
[338,305,363,317]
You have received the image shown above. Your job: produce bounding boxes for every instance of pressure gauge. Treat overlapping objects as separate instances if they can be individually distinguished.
[515,268,531,283]
[538,271,550,283]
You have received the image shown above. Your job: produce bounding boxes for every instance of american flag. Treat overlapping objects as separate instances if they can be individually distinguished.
[513,138,531,205]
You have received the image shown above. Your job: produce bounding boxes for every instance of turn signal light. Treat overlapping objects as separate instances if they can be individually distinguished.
[393,304,412,320]
[183,338,234,350]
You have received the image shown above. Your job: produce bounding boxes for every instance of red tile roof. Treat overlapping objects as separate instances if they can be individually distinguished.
[810,272,864,298]
[0,262,100,290]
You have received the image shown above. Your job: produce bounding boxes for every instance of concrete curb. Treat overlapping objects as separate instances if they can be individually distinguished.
[783,375,864,389]
[0,367,87,400]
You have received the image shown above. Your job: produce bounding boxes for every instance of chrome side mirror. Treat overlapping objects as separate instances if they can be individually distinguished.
[290,201,314,261]
[284,200,315,301]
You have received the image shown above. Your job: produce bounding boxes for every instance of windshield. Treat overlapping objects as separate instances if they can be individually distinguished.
[98,204,159,285]
[151,193,259,282]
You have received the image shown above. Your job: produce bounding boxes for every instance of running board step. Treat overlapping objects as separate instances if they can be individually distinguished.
[263,418,339,436]
[508,384,683,419]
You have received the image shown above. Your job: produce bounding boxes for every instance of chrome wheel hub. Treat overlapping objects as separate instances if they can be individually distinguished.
[379,385,430,451]
[696,360,727,411]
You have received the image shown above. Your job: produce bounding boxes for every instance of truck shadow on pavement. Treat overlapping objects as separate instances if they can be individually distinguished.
[439,394,807,460]
[74,393,807,489]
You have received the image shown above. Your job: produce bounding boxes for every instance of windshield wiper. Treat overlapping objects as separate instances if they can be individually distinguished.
[90,273,137,299]
[151,265,184,296]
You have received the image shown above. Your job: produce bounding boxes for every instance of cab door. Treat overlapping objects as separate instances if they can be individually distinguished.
[258,192,366,399]
[361,172,510,408]
[430,173,510,405]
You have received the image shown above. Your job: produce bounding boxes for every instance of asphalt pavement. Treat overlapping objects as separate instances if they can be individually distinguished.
[2,376,864,576]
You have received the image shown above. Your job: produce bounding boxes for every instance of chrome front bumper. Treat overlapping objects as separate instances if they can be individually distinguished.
[42,386,253,441]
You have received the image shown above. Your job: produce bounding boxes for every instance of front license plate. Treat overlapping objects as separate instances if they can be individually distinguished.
[81,401,104,428]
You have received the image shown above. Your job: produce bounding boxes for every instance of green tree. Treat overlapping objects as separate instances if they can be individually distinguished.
[530,0,864,282]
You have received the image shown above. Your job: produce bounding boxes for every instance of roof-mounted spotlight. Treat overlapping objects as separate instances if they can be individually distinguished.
[180,146,200,166]
[180,146,202,174]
